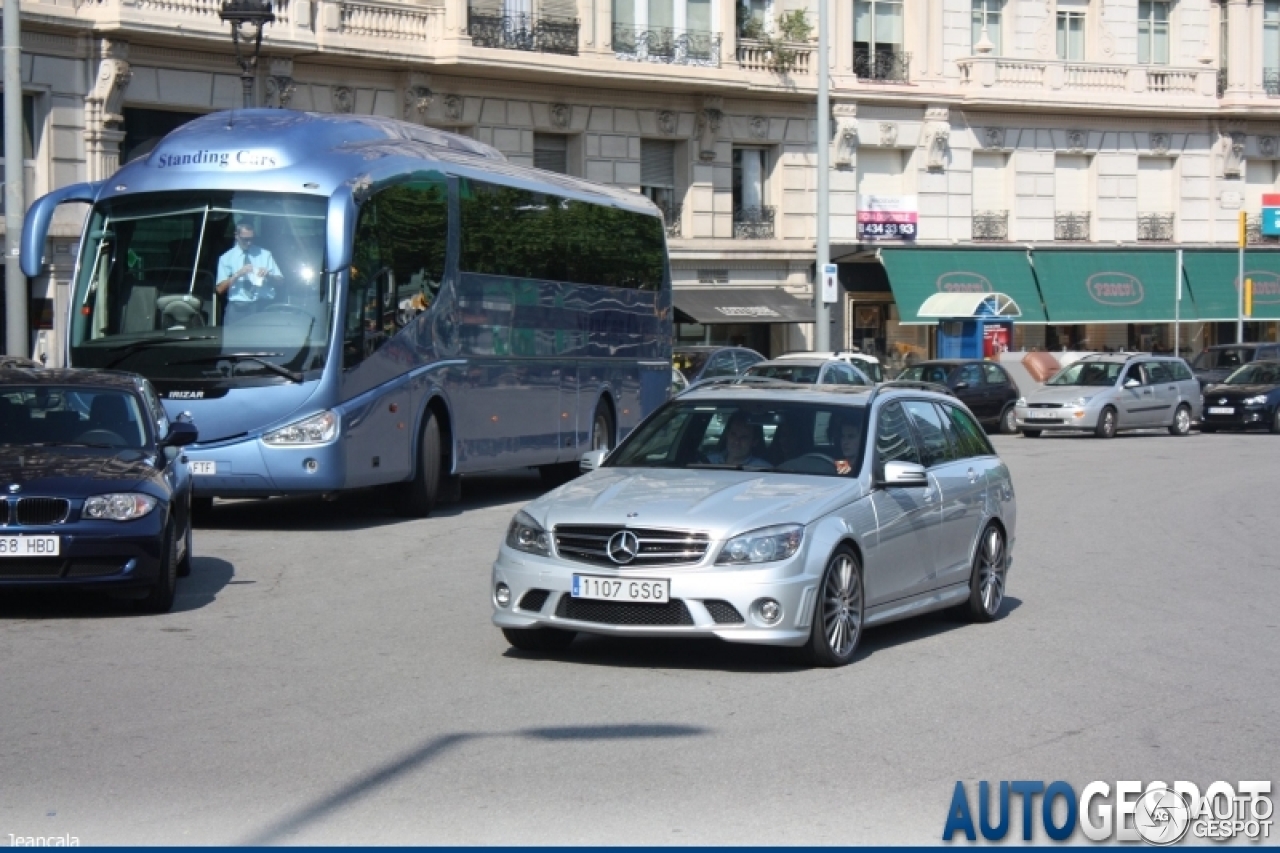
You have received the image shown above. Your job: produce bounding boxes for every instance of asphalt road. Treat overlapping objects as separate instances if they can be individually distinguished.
[1,429,1276,845]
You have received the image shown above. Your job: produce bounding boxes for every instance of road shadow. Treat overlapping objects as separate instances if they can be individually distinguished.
[195,469,548,532]
[239,723,708,845]
[0,556,237,619]
[501,597,1023,672]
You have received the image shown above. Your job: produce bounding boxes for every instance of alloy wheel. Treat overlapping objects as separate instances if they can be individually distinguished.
[1173,406,1191,435]
[976,526,1006,617]
[822,553,862,657]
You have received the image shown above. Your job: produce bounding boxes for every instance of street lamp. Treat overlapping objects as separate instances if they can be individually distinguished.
[220,0,276,109]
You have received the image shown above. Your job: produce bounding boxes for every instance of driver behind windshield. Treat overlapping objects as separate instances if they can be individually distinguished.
[703,412,772,469]
[216,221,283,323]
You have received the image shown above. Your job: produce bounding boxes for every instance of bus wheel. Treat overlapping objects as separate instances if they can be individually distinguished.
[399,410,442,518]
[591,401,614,452]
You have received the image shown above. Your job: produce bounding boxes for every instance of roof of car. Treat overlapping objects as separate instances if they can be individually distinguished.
[907,359,984,368]
[678,381,953,406]
[1207,342,1275,350]
[752,357,843,366]
[0,367,144,390]
[1078,352,1185,363]
[673,346,759,353]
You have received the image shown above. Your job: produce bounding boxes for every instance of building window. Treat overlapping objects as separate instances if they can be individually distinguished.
[1138,1,1170,65]
[1054,154,1091,241]
[1137,156,1174,241]
[1266,1,1280,94]
[732,148,774,238]
[971,0,1002,55]
[854,0,909,81]
[1056,10,1085,60]
[121,107,203,165]
[0,93,37,160]
[613,0,717,65]
[739,0,769,35]
[972,151,1009,241]
[641,139,681,238]
[533,133,569,174]
[1219,1,1229,95]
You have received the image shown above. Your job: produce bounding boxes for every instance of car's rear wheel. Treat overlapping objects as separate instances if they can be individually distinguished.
[1094,407,1117,439]
[398,410,442,517]
[502,627,576,653]
[1021,429,1041,438]
[998,405,1018,435]
[1271,407,1280,434]
[805,546,864,668]
[966,524,1007,622]
[135,522,178,614]
[1168,404,1192,436]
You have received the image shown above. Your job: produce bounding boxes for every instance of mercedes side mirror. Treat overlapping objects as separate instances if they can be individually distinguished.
[879,460,928,488]
[579,448,608,473]
[163,421,199,448]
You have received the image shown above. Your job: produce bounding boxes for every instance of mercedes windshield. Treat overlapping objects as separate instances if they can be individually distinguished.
[69,191,332,385]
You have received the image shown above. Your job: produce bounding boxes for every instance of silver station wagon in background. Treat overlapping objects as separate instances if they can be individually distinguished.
[1014,353,1203,439]
[491,383,1017,667]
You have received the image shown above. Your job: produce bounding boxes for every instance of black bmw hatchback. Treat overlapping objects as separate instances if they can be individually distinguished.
[0,368,198,613]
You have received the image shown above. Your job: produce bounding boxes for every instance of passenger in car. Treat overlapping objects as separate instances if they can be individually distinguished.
[829,413,863,476]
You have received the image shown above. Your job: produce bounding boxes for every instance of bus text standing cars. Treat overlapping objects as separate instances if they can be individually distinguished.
[22,110,673,515]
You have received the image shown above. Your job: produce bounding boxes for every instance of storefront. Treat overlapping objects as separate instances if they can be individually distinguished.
[673,287,815,357]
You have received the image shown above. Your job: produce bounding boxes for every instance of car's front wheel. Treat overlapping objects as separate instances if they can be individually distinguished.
[1094,407,1118,439]
[998,405,1018,435]
[805,546,864,668]
[1168,404,1192,436]
[176,506,193,578]
[135,522,178,614]
[966,523,1007,622]
[502,627,577,653]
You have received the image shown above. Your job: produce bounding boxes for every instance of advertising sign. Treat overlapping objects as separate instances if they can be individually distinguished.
[822,264,839,304]
[857,194,918,241]
[1262,194,1280,236]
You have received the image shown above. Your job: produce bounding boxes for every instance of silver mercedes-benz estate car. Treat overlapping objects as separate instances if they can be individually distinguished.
[491,382,1017,667]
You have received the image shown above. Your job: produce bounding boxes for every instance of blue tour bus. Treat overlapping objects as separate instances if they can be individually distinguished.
[21,110,673,515]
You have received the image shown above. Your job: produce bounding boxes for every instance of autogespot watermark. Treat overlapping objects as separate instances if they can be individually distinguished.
[943,780,1273,844]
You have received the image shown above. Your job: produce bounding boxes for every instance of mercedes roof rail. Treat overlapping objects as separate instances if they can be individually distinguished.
[866,379,956,407]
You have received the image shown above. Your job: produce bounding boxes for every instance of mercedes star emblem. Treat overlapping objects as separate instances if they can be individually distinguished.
[606,530,641,565]
[7,484,19,494]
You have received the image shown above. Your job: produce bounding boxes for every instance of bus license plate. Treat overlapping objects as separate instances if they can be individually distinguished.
[572,575,669,603]
[0,536,60,557]
[190,461,217,475]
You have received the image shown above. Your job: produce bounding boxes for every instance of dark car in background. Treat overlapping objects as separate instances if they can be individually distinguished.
[673,346,765,387]
[1201,360,1280,433]
[1191,343,1280,388]
[896,360,1020,433]
[0,368,199,613]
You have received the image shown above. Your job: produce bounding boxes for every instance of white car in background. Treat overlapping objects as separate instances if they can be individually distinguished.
[777,350,885,384]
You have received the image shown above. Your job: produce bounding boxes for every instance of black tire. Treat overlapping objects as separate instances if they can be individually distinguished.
[135,522,178,614]
[398,410,443,518]
[805,546,864,668]
[502,627,576,653]
[1168,404,1192,436]
[998,404,1018,435]
[1094,406,1118,439]
[1271,408,1280,434]
[591,400,614,452]
[966,523,1007,623]
[176,506,193,578]
[1021,429,1042,438]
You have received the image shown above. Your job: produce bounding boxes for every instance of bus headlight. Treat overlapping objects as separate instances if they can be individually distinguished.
[262,411,339,446]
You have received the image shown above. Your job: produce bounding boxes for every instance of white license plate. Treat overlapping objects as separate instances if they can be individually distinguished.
[572,575,670,603]
[1027,410,1060,419]
[1207,407,1234,415]
[0,536,60,557]
[189,461,217,475]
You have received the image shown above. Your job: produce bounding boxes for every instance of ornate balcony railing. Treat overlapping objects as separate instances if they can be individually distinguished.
[733,206,775,239]
[1137,213,1174,242]
[612,25,720,67]
[1054,212,1090,242]
[469,10,579,55]
[853,47,910,82]
[735,37,811,74]
[972,210,1009,242]
[1265,68,1280,97]
[956,57,1216,102]
[1246,215,1280,245]
[656,202,682,239]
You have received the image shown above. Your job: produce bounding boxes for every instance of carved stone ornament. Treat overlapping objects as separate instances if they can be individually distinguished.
[1150,132,1170,155]
[1066,130,1086,152]
[404,86,433,122]
[832,102,857,169]
[1223,130,1246,177]
[658,110,677,135]
[983,127,1005,149]
[925,124,950,171]
[1260,136,1278,157]
[550,103,570,129]
[444,94,464,122]
[879,122,898,147]
[85,39,133,182]
[697,97,724,162]
[266,76,297,109]
[333,86,354,114]
[749,116,768,140]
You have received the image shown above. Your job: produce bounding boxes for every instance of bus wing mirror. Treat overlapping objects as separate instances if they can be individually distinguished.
[21,182,101,277]
[326,186,357,274]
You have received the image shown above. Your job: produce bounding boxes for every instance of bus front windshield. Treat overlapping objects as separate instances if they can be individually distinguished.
[69,192,332,384]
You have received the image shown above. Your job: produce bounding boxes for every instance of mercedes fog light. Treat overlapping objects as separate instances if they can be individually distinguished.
[754,598,782,625]
[495,583,512,608]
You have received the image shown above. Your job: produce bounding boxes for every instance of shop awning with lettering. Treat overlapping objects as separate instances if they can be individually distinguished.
[1182,250,1280,322]
[673,287,815,324]
[1032,250,1187,324]
[879,250,1048,323]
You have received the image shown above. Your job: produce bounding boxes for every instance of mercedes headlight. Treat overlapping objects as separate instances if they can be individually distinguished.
[262,411,339,446]
[506,510,550,556]
[1244,395,1268,406]
[716,524,804,565]
[84,493,158,521]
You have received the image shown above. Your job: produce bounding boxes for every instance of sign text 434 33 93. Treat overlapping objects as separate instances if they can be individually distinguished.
[857,194,918,242]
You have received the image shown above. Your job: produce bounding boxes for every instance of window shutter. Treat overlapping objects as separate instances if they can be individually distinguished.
[540,0,575,19]
[640,140,676,188]
[534,133,569,174]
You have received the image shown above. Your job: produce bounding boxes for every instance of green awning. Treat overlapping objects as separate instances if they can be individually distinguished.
[1183,250,1280,322]
[1032,251,1188,323]
[880,249,1047,323]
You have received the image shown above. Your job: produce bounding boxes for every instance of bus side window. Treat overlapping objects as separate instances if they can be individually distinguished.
[345,200,381,369]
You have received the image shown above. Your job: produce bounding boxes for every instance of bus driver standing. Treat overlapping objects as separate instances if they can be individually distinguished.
[216,222,282,322]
